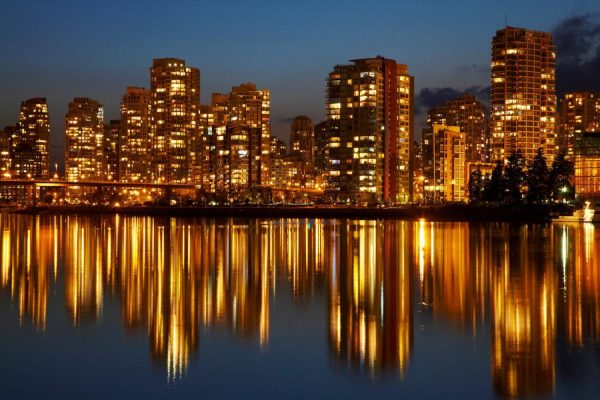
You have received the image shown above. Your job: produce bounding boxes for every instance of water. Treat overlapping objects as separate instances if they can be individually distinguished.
[0,214,599,399]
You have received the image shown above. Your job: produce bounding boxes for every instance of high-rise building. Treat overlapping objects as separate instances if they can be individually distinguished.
[65,97,104,181]
[491,27,557,162]
[422,124,466,203]
[326,57,414,203]
[150,58,200,183]
[558,92,600,157]
[228,83,271,185]
[289,116,314,166]
[104,120,120,181]
[16,98,50,178]
[120,87,151,182]
[199,83,271,196]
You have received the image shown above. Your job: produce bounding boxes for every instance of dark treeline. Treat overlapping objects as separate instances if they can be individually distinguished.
[468,149,574,205]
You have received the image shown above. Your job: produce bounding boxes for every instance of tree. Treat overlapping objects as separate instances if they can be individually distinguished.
[468,169,484,204]
[484,161,504,203]
[550,151,575,202]
[526,148,550,204]
[503,150,526,205]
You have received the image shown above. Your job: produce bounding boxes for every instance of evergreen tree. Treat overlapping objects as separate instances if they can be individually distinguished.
[503,150,526,205]
[550,151,575,202]
[526,148,550,204]
[468,169,484,204]
[484,161,504,203]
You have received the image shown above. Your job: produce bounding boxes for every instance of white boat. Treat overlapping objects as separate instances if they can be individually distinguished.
[553,201,595,223]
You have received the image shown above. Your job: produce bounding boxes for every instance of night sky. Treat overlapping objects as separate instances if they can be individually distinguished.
[1,0,599,167]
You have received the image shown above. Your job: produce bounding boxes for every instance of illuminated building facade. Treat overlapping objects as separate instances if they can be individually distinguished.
[65,97,105,181]
[0,128,10,176]
[422,124,466,203]
[199,83,271,197]
[120,87,151,182]
[150,58,200,183]
[227,83,271,185]
[104,120,120,181]
[574,132,600,198]
[326,57,414,204]
[17,98,50,178]
[289,116,314,166]
[558,92,600,157]
[491,27,556,162]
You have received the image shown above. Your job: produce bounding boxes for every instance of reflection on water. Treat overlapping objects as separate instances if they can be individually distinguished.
[1,215,599,396]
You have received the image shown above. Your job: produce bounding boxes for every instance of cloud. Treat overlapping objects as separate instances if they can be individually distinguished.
[553,13,600,95]
[415,85,490,115]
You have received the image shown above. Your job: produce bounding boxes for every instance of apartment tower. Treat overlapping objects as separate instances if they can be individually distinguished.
[326,56,414,204]
[491,27,557,161]
[150,58,200,183]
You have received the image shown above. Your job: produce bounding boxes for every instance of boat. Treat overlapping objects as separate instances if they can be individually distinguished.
[552,201,595,223]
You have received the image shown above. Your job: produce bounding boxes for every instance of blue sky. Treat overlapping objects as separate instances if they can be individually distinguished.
[1,0,599,166]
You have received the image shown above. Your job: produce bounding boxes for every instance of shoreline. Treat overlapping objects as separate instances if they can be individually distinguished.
[3,204,561,223]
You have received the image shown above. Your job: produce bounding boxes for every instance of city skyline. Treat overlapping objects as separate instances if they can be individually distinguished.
[1,1,600,168]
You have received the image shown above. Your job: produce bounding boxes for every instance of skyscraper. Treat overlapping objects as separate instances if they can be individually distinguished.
[228,83,271,185]
[326,57,414,204]
[558,92,600,157]
[120,87,151,182]
[199,83,271,197]
[289,116,314,166]
[16,98,50,178]
[65,97,104,181]
[422,124,466,203]
[150,58,200,183]
[491,27,557,162]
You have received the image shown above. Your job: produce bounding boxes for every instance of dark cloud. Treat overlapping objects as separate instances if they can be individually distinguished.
[279,117,295,125]
[554,13,600,95]
[415,85,490,115]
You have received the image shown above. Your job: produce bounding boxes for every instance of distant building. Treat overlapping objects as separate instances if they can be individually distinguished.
[313,120,330,172]
[558,92,600,157]
[0,128,10,176]
[574,132,600,199]
[326,56,414,204]
[150,58,200,183]
[491,27,556,162]
[16,98,50,178]
[65,97,104,181]
[429,95,488,163]
[289,116,314,166]
[120,87,151,182]
[104,120,120,181]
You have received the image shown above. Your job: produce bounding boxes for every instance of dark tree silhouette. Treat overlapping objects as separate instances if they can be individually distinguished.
[503,150,526,204]
[484,161,504,203]
[526,148,551,204]
[468,169,484,203]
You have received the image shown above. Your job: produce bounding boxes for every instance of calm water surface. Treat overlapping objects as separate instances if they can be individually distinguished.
[0,214,599,399]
